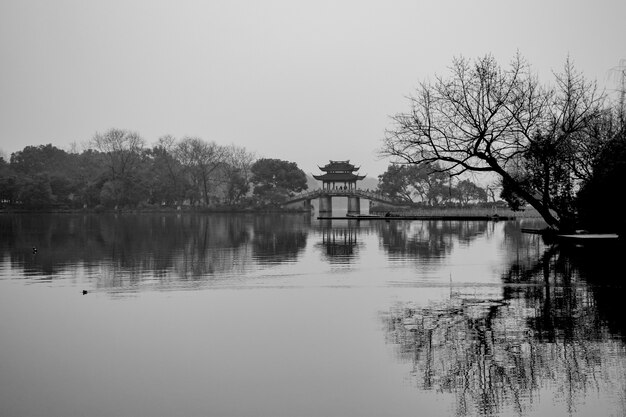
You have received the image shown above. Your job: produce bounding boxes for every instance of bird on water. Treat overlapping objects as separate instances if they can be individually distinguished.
[32,247,37,254]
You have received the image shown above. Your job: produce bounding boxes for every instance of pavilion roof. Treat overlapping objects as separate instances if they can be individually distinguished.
[318,160,360,172]
[313,172,366,182]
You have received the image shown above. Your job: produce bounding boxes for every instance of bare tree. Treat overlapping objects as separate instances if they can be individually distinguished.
[382,54,605,230]
[90,128,146,180]
[66,141,81,155]
[89,128,146,207]
[149,135,187,205]
[221,144,256,205]
[175,137,229,206]
[608,59,626,129]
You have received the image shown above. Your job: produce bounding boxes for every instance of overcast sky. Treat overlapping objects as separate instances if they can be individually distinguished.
[1,0,624,177]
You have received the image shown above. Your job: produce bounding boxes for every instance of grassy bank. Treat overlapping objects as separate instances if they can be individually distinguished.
[371,205,543,219]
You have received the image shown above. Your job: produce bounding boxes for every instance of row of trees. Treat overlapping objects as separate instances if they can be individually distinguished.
[0,130,308,209]
[377,162,492,206]
[382,54,626,232]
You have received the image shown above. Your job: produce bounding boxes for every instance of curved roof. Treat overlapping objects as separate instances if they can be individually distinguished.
[313,172,365,182]
[318,160,360,172]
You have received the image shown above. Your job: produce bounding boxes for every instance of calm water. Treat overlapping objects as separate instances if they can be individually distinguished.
[0,213,624,417]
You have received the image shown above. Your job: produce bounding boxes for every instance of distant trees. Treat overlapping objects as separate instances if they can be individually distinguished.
[90,129,147,208]
[147,136,187,206]
[222,145,256,205]
[0,131,306,210]
[17,174,54,208]
[176,137,229,206]
[10,144,71,175]
[0,155,18,205]
[250,158,308,205]
[381,54,609,230]
[377,164,415,202]
[9,144,83,207]
[454,179,488,206]
[377,163,487,206]
[73,150,107,207]
[91,129,146,180]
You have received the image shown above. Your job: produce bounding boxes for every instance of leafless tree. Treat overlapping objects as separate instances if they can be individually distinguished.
[608,59,626,129]
[221,144,256,204]
[175,137,229,206]
[382,54,605,230]
[152,135,186,205]
[90,128,146,180]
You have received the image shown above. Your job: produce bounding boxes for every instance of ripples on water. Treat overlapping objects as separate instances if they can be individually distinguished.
[0,213,624,417]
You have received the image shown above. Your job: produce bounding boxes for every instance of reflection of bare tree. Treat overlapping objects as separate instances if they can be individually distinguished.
[378,220,489,260]
[381,244,626,416]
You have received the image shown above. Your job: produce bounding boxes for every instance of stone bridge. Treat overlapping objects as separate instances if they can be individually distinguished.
[283,189,404,215]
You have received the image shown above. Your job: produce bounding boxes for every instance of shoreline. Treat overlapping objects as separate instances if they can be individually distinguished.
[319,214,514,221]
[0,207,312,215]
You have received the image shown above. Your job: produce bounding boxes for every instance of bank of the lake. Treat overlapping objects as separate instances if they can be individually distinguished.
[371,205,544,219]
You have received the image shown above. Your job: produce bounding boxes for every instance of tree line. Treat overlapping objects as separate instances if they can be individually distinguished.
[0,130,308,210]
[377,162,494,206]
[381,54,626,233]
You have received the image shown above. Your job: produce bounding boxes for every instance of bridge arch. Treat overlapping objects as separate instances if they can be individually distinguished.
[283,160,402,216]
[284,189,401,215]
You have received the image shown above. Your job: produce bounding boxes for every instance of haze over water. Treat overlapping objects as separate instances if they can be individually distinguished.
[1,213,624,417]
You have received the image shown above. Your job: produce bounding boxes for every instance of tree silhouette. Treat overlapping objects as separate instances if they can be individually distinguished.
[250,158,308,205]
[382,54,606,231]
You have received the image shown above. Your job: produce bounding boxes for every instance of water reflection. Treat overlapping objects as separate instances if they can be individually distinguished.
[316,219,361,261]
[0,213,311,289]
[251,214,309,264]
[378,220,490,261]
[1,214,625,416]
[381,236,626,416]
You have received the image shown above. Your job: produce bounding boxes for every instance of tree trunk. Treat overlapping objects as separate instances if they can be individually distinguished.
[495,167,561,229]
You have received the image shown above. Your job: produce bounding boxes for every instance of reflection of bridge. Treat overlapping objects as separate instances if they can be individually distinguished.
[317,222,360,259]
[283,189,402,215]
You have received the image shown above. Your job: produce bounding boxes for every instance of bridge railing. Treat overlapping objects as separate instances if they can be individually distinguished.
[286,189,322,202]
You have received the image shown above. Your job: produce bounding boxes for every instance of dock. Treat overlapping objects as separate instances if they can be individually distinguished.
[521,228,546,235]
[522,228,622,244]
[557,233,620,241]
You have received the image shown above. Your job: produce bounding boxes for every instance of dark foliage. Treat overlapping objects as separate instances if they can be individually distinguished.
[1,136,303,210]
[250,158,308,205]
[576,132,626,234]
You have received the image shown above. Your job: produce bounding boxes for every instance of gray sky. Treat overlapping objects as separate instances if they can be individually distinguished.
[1,0,624,177]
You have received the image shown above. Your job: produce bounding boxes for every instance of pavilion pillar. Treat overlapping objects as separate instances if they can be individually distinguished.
[319,195,332,215]
[348,196,360,215]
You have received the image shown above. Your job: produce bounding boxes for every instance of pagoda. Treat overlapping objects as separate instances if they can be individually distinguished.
[313,160,365,191]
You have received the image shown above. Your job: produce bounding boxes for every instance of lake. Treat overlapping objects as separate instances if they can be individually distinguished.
[1,213,624,417]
